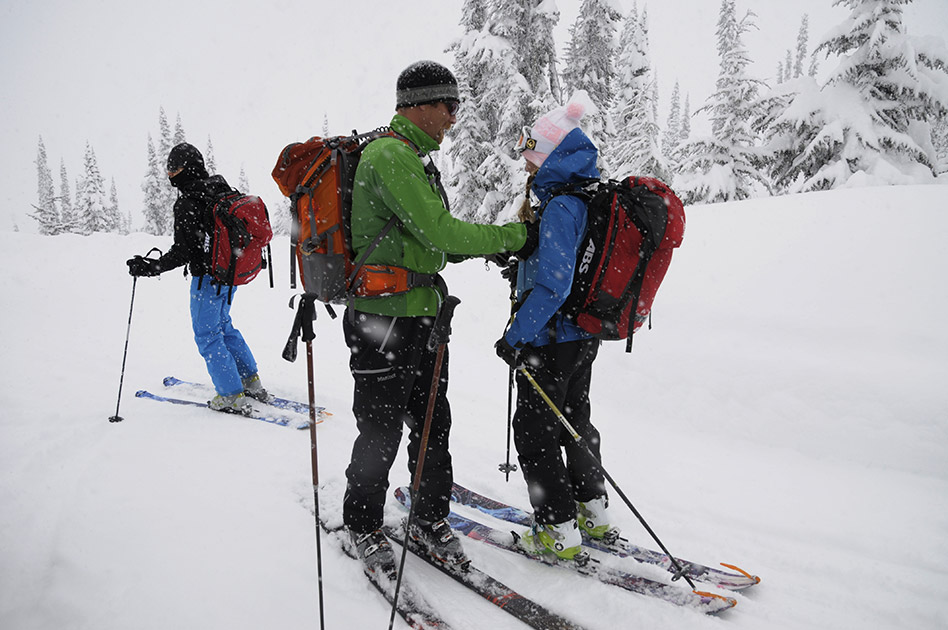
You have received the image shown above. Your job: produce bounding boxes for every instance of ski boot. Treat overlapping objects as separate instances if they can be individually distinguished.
[409,517,470,571]
[208,392,253,416]
[242,373,272,403]
[518,518,588,565]
[349,528,397,581]
[577,495,621,544]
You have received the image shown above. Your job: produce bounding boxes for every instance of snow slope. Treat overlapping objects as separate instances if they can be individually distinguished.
[1,184,946,629]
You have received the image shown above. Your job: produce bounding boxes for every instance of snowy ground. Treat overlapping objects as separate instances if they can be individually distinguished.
[1,184,947,629]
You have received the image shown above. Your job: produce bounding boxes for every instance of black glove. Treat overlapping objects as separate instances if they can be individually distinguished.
[500,258,519,285]
[126,255,161,277]
[495,337,520,369]
[514,220,539,260]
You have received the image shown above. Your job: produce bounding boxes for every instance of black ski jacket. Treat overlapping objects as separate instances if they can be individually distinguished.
[157,174,233,277]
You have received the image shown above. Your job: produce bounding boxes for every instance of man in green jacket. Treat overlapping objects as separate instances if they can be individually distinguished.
[342,60,534,580]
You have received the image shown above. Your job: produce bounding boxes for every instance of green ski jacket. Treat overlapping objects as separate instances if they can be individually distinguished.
[350,114,526,317]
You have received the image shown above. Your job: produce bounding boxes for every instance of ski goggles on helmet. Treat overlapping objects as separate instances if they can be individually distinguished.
[514,126,539,153]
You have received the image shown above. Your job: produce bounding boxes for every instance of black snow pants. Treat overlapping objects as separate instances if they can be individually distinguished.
[342,310,453,534]
[514,337,605,525]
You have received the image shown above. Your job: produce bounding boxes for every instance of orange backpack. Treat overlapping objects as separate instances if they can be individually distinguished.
[271,129,436,313]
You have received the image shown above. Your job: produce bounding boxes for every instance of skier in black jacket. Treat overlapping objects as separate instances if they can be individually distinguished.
[126,143,268,414]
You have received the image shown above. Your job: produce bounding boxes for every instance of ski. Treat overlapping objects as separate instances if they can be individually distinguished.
[450,483,760,591]
[134,389,309,430]
[395,488,736,615]
[162,375,329,418]
[321,523,451,630]
[383,521,588,630]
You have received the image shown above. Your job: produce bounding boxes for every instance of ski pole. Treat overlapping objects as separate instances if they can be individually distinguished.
[519,366,698,590]
[389,295,461,630]
[297,295,326,630]
[110,247,161,423]
[498,257,519,480]
[109,276,137,423]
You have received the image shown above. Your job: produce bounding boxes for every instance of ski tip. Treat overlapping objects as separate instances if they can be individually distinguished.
[720,562,761,585]
[134,390,147,397]
[162,376,175,386]
[693,589,738,612]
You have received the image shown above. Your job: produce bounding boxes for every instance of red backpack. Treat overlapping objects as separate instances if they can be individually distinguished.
[207,191,273,301]
[551,176,685,351]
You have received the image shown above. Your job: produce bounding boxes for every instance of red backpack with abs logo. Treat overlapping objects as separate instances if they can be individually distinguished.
[207,190,273,302]
[550,176,685,351]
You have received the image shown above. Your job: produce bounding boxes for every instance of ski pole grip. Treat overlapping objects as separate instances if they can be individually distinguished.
[427,295,461,350]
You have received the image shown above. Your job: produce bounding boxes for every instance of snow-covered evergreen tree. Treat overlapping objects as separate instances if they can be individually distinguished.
[675,0,768,203]
[108,179,125,234]
[561,0,623,153]
[758,0,948,192]
[75,143,111,234]
[173,114,187,146]
[141,135,168,235]
[609,5,667,179]
[30,136,60,235]
[270,196,292,236]
[934,116,948,174]
[679,94,692,143]
[157,108,177,222]
[662,81,682,163]
[794,14,810,79]
[238,166,250,193]
[446,0,560,223]
[58,159,80,234]
[803,0,948,186]
[205,136,217,176]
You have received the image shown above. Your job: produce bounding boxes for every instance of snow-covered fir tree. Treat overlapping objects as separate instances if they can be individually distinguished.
[75,143,111,234]
[446,0,560,223]
[794,14,810,79]
[109,179,126,235]
[205,136,217,176]
[270,196,292,236]
[675,0,769,203]
[609,5,667,179]
[679,94,692,143]
[141,135,169,235]
[157,108,177,222]
[238,166,250,194]
[58,159,80,234]
[173,114,187,146]
[934,116,948,174]
[804,0,948,186]
[31,136,60,235]
[662,81,682,164]
[561,0,623,155]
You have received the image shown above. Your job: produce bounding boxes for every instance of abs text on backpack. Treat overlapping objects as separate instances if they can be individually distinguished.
[270,128,426,310]
[208,191,273,298]
[555,176,685,352]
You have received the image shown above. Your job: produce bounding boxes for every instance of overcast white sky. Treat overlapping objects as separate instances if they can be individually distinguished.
[2,0,946,232]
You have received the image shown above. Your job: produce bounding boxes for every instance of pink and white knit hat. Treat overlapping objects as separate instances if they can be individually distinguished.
[517,90,595,167]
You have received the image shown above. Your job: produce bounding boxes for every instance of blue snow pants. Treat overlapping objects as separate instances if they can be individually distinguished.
[189,276,258,396]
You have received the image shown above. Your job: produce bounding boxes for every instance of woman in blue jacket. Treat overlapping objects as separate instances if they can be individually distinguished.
[495,93,617,561]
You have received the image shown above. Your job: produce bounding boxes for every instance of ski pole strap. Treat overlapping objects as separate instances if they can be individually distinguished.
[282,294,318,363]
[427,295,461,351]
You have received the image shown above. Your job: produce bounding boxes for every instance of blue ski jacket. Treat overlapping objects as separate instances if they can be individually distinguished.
[504,127,600,348]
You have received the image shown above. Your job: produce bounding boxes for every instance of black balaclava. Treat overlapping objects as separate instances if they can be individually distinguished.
[167,142,209,188]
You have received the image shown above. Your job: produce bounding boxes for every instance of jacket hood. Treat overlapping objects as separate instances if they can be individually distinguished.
[531,127,600,202]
